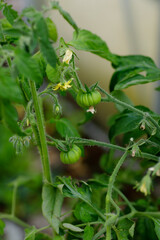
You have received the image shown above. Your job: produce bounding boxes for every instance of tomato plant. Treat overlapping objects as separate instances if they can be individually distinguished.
[0,1,160,240]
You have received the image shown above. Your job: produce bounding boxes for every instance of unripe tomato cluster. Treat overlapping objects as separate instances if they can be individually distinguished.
[76,90,101,108]
[60,144,81,164]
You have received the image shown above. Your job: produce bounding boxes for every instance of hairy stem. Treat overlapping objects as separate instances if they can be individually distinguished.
[105,152,128,240]
[47,136,159,162]
[98,85,160,133]
[29,80,51,183]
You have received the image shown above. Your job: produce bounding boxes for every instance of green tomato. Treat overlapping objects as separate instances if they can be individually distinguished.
[60,145,81,164]
[76,90,101,108]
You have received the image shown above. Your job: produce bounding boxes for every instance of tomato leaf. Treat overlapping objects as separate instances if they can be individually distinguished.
[74,202,98,223]
[3,4,18,25]
[46,64,60,83]
[83,225,94,240]
[114,219,135,240]
[25,226,36,240]
[0,68,25,104]
[1,100,25,135]
[42,184,56,231]
[35,232,52,240]
[45,17,58,42]
[14,49,43,86]
[42,184,63,234]
[109,110,142,140]
[62,223,83,232]
[35,15,57,68]
[51,1,78,33]
[69,29,115,62]
[56,176,92,202]
[49,118,80,138]
[110,55,160,91]
[151,218,160,240]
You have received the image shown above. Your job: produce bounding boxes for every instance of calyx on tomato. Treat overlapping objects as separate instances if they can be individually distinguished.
[60,144,81,164]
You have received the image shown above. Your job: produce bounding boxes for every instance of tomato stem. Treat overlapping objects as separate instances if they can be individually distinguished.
[29,80,51,183]
[98,85,160,133]
[105,151,128,240]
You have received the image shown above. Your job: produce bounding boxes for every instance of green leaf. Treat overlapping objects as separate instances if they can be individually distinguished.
[3,4,18,25]
[1,100,24,135]
[49,118,80,138]
[115,219,134,240]
[3,28,27,38]
[35,15,57,68]
[22,7,38,19]
[136,217,157,240]
[14,49,43,86]
[51,1,78,33]
[113,54,156,68]
[74,202,98,223]
[25,226,37,240]
[110,55,160,91]
[55,177,105,223]
[33,51,46,78]
[69,29,114,61]
[35,232,52,240]
[46,64,60,83]
[83,225,94,240]
[42,184,56,230]
[45,17,58,42]
[0,68,25,104]
[42,184,63,234]
[63,223,83,232]
[111,90,133,112]
[0,219,5,236]
[56,177,92,203]
[129,221,135,237]
[0,18,12,28]
[109,109,142,140]
[152,218,160,239]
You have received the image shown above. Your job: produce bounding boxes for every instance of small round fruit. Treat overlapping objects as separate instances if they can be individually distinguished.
[60,145,81,164]
[76,90,101,108]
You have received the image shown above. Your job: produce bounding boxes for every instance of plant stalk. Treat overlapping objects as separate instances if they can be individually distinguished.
[105,151,128,240]
[98,85,160,133]
[47,136,159,162]
[29,80,51,183]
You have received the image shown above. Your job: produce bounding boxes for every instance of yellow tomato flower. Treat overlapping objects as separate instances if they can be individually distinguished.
[52,83,62,91]
[53,79,72,91]
[63,49,73,64]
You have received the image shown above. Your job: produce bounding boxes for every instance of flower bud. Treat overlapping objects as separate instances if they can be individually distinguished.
[53,103,62,117]
[140,121,145,130]
[135,174,152,196]
[131,145,140,157]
